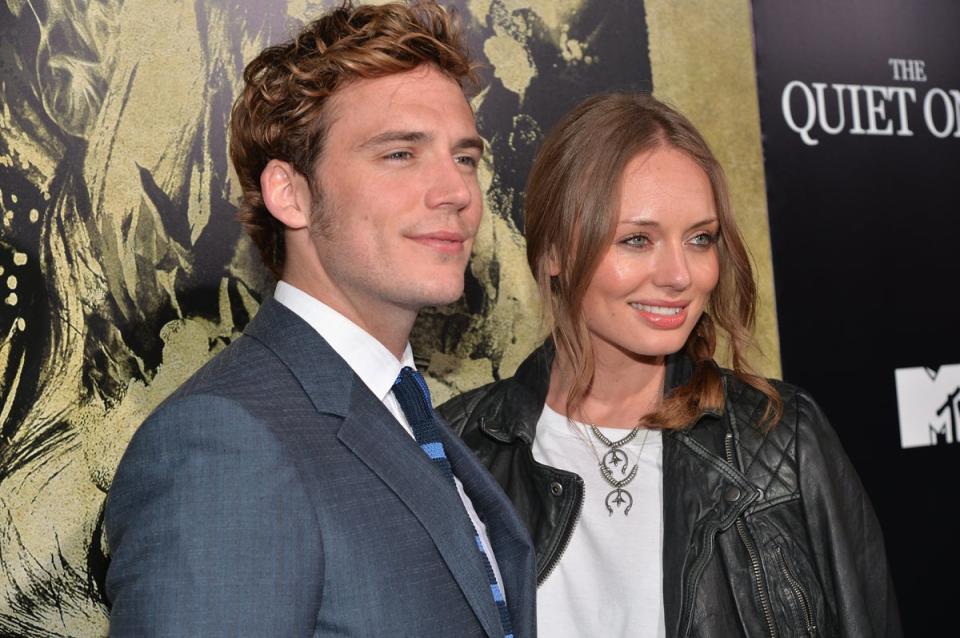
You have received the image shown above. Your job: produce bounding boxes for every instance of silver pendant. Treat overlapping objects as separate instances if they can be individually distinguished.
[604,487,634,516]
[598,449,638,516]
[591,425,646,517]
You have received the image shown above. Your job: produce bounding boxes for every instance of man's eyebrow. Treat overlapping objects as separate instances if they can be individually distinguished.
[359,130,429,149]
[358,131,485,154]
[454,136,485,154]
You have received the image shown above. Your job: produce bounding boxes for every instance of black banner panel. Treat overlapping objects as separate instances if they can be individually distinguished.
[752,1,960,632]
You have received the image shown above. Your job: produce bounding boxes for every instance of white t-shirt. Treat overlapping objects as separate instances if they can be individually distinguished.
[532,404,666,638]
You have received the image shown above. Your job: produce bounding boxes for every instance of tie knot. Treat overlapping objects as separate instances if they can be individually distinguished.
[393,366,450,472]
[396,366,432,405]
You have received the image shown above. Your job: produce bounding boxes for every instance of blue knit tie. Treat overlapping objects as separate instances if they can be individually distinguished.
[393,366,514,638]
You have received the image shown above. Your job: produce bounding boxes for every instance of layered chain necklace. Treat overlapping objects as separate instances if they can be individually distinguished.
[588,425,649,516]
[579,374,661,517]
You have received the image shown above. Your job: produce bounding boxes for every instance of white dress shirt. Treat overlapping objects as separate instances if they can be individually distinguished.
[273,281,506,593]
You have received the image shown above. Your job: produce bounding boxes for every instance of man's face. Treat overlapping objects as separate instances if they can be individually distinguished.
[307,65,483,327]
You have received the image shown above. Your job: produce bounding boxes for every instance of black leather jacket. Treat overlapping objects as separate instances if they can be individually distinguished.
[439,345,901,637]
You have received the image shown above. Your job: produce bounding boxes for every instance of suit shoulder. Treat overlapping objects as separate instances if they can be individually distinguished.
[166,334,287,400]
[124,393,276,468]
[127,336,306,461]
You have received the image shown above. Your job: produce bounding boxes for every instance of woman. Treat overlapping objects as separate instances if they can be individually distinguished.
[439,94,900,637]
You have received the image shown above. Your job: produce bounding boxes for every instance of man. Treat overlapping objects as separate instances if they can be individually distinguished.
[103,2,536,636]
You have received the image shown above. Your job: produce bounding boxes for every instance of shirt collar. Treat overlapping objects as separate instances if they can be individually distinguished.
[273,281,415,402]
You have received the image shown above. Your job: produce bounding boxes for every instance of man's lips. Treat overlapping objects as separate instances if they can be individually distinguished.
[409,231,469,253]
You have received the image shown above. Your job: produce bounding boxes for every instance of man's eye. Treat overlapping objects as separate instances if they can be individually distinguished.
[455,155,479,168]
[385,151,413,161]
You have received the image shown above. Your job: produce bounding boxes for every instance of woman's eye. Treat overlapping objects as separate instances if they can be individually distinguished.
[622,234,650,248]
[689,232,717,247]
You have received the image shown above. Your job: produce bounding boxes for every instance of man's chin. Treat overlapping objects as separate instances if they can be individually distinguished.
[428,292,465,308]
[412,285,465,310]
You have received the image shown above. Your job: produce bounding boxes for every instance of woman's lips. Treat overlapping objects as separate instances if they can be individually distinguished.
[629,301,689,329]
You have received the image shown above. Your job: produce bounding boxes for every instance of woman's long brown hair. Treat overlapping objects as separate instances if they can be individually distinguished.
[524,93,782,430]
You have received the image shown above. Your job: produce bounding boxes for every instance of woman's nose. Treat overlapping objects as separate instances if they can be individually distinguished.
[653,242,692,290]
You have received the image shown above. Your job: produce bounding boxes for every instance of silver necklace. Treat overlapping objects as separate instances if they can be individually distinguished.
[589,425,648,516]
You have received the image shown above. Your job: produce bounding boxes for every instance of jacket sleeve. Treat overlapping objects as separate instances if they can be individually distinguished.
[104,395,323,637]
[795,391,902,637]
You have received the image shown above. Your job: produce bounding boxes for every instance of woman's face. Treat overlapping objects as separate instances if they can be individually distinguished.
[578,145,720,361]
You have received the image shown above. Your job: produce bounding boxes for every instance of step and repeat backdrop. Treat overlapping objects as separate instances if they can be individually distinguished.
[752,0,960,632]
[8,0,955,635]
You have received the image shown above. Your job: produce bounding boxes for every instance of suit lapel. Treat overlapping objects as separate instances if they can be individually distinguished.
[247,297,513,636]
[437,421,536,638]
[244,298,354,418]
[337,387,502,638]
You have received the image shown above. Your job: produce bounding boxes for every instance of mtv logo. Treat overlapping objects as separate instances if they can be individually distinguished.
[894,364,960,448]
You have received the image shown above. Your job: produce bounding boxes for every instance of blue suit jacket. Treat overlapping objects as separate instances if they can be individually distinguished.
[104,298,536,637]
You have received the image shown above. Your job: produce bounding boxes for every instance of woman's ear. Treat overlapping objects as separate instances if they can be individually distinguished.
[546,247,562,277]
[260,159,310,230]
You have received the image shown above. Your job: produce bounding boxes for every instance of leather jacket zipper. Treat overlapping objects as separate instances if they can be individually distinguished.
[537,475,584,585]
[775,546,818,636]
[735,518,777,637]
[725,433,778,638]
[678,521,722,637]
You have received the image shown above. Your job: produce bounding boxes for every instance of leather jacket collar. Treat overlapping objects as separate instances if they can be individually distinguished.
[480,341,718,444]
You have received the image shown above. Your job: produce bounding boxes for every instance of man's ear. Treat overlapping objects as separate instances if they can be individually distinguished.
[261,159,311,230]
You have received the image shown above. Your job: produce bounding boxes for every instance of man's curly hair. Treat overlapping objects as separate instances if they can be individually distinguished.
[229,1,478,279]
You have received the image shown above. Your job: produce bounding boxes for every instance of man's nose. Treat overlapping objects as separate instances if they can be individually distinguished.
[425,157,473,212]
